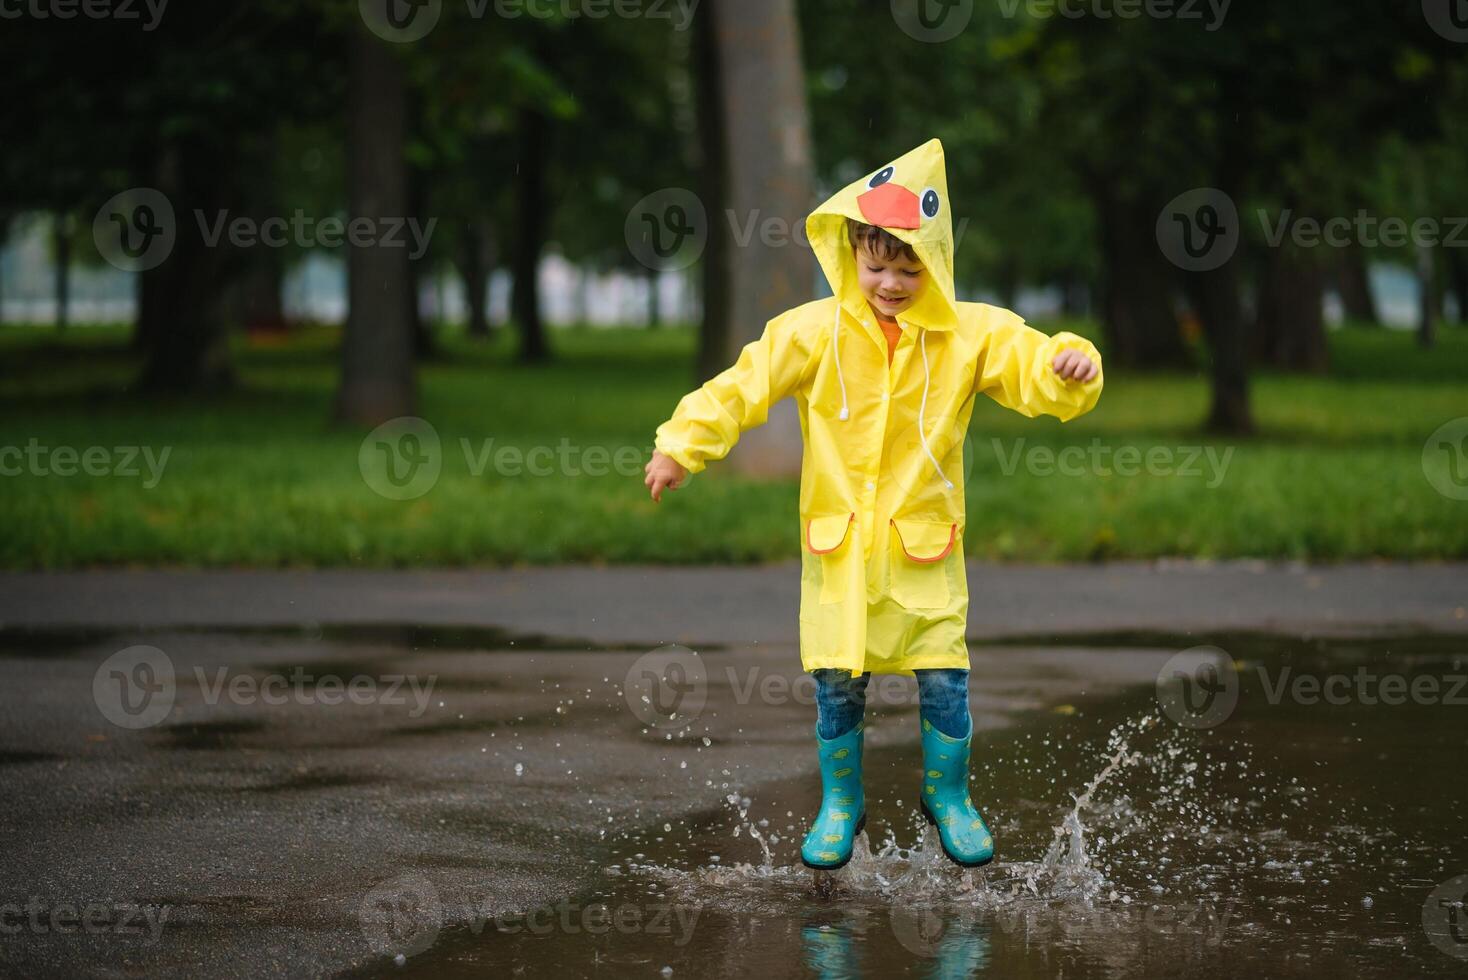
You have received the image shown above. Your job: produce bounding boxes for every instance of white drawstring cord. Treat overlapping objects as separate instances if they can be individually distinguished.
[834,305,952,491]
[832,301,850,421]
[918,328,955,490]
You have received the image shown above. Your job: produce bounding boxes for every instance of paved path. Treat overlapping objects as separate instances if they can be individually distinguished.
[4,560,1465,643]
[0,563,1463,978]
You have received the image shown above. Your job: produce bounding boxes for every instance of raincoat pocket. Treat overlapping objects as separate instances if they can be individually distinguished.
[889,519,957,609]
[807,513,856,604]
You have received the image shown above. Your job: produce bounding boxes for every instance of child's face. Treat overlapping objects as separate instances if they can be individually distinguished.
[853,243,927,320]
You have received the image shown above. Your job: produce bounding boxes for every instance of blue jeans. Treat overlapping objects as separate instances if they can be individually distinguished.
[812,668,970,740]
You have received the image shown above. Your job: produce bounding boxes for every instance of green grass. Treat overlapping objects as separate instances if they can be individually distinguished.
[1,321,1465,568]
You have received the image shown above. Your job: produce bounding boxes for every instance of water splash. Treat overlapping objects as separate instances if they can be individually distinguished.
[725,793,776,872]
[643,712,1197,915]
[1014,714,1155,902]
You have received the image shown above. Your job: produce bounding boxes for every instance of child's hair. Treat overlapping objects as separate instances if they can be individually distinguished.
[846,218,919,263]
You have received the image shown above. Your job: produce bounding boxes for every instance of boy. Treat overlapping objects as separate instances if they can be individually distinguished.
[643,139,1101,871]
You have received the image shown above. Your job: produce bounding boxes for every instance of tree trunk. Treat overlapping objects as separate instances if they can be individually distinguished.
[1446,248,1468,325]
[1060,270,1088,319]
[709,0,813,479]
[1418,243,1438,350]
[52,214,71,332]
[456,219,492,340]
[137,143,236,391]
[693,0,731,384]
[511,106,550,363]
[996,257,1019,311]
[407,147,435,360]
[0,215,9,324]
[1254,246,1328,373]
[334,27,415,426]
[645,267,660,327]
[234,250,286,331]
[1333,246,1378,325]
[1095,187,1186,368]
[1183,260,1253,435]
[1444,250,1468,327]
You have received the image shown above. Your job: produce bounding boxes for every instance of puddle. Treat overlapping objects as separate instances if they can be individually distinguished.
[0,623,716,658]
[364,637,1468,979]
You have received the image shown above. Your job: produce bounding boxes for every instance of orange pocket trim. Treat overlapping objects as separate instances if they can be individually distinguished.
[890,520,957,563]
[806,513,855,555]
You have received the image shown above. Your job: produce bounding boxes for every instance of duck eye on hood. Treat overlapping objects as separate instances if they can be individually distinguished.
[868,166,895,189]
[921,188,941,219]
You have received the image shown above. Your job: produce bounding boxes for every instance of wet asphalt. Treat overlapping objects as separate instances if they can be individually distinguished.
[0,561,1464,978]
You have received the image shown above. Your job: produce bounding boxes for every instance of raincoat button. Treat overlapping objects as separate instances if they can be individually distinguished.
[864,481,875,490]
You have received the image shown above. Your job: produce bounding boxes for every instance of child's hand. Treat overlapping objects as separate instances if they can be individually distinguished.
[1051,349,1098,383]
[644,451,688,503]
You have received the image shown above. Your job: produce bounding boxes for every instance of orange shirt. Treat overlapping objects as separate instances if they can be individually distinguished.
[877,317,903,365]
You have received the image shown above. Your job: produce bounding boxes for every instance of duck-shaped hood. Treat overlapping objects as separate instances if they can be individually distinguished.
[805,138,960,486]
[806,137,958,333]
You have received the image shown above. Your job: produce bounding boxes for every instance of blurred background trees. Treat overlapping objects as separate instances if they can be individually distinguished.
[1,0,1464,431]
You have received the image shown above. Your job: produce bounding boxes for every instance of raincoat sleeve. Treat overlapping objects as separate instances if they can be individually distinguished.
[653,308,819,474]
[973,310,1103,422]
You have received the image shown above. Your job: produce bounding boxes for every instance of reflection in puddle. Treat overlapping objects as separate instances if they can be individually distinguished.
[389,644,1467,979]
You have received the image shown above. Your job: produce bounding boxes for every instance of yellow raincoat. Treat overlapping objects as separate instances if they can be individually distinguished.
[654,138,1103,676]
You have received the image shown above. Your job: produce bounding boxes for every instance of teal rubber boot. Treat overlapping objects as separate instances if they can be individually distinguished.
[800,721,867,869]
[919,714,995,867]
